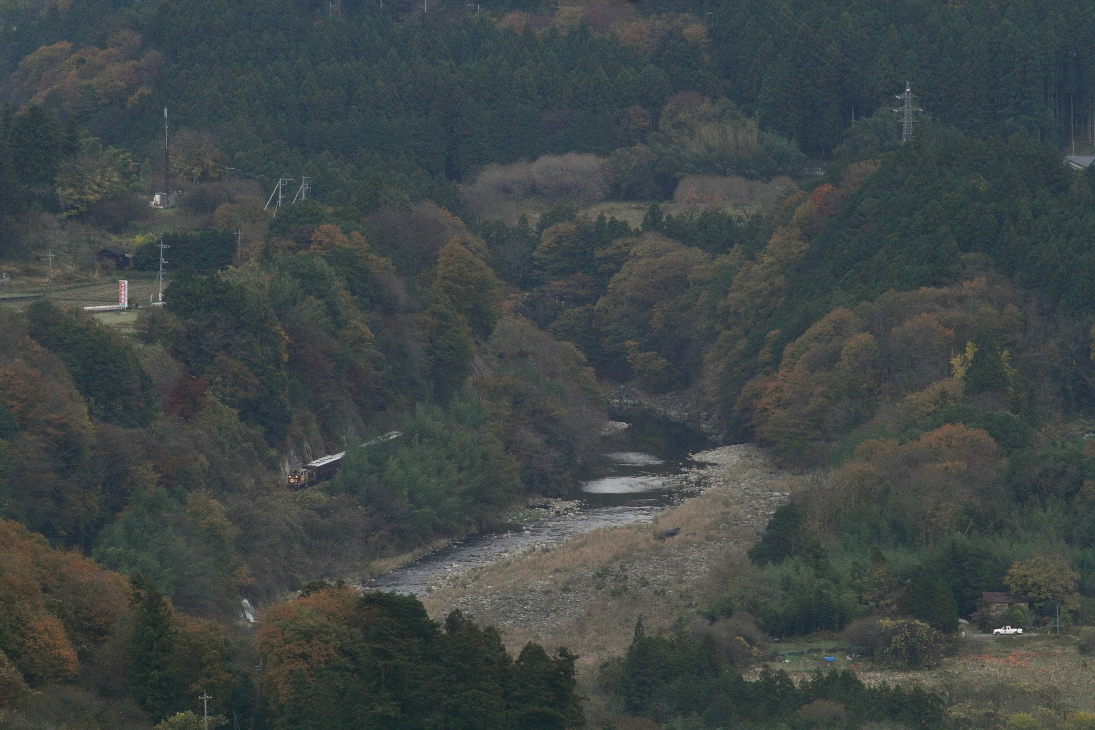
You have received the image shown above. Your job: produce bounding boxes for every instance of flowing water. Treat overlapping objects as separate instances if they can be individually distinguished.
[372,418,712,597]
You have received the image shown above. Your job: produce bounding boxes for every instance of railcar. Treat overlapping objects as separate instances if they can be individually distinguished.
[285,433,401,488]
[287,451,346,488]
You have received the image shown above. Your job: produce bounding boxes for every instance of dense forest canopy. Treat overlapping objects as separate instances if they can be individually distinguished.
[3,0,1095,726]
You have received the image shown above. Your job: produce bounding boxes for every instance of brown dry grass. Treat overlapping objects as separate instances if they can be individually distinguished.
[359,537,456,579]
[867,634,1095,724]
[0,273,162,315]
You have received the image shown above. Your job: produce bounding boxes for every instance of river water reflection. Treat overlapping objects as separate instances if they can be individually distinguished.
[372,418,712,597]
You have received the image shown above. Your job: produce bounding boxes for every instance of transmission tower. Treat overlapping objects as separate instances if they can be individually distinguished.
[328,0,342,18]
[292,176,311,203]
[893,81,923,143]
[264,178,294,213]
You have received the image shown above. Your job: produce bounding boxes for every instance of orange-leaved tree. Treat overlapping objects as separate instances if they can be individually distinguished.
[0,518,128,689]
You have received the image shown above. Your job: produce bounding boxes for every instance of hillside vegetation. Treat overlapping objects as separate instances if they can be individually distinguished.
[2,0,1095,727]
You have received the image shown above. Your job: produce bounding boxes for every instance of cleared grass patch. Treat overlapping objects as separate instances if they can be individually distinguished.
[0,272,166,330]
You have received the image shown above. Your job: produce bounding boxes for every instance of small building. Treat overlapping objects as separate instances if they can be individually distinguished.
[1065,155,1095,171]
[96,247,132,270]
[150,192,178,209]
[981,591,1031,617]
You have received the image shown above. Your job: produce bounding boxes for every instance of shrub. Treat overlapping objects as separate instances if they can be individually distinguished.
[1006,713,1044,730]
[879,618,945,669]
[1064,713,1095,730]
[795,699,848,728]
[1005,604,1028,629]
[1076,627,1095,656]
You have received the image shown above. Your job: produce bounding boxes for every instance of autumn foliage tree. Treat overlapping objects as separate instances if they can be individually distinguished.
[432,239,507,341]
[257,586,583,729]
[127,574,234,721]
[0,518,127,695]
[1005,553,1081,616]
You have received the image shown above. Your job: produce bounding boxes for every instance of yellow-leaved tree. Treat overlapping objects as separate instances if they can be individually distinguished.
[1005,552,1080,615]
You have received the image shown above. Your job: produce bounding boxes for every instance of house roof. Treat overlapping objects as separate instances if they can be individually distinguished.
[1065,155,1095,171]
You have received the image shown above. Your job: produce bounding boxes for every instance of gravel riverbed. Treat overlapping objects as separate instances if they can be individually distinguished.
[418,444,789,671]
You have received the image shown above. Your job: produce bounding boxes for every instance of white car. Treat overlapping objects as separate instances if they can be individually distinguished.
[992,625,1023,635]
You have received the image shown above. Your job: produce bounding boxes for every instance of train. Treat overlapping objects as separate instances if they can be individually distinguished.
[286,432,402,488]
[287,451,346,488]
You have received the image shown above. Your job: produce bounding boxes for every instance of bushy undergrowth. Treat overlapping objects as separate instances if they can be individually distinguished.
[599,620,946,728]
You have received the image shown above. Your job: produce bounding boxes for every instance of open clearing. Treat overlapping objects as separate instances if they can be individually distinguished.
[0,273,165,331]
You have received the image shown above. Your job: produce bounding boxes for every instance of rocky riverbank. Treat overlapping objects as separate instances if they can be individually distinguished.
[608,385,731,442]
[418,443,789,680]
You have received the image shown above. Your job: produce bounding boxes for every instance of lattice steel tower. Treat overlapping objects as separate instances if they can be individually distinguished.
[893,82,923,143]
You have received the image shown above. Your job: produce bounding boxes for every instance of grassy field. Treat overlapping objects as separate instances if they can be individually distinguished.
[751,632,1095,727]
[0,272,166,332]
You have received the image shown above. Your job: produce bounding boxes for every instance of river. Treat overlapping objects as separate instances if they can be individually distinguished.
[372,417,713,597]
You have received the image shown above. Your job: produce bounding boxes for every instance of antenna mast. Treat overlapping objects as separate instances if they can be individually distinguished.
[163,107,171,205]
[893,82,922,143]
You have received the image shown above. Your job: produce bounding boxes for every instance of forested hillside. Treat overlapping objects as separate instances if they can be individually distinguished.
[3,0,1095,726]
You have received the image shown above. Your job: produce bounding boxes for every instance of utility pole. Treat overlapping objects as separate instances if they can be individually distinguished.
[1071,95,1076,156]
[200,691,212,730]
[224,167,236,183]
[152,238,168,305]
[893,81,922,143]
[46,251,55,300]
[236,229,243,262]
